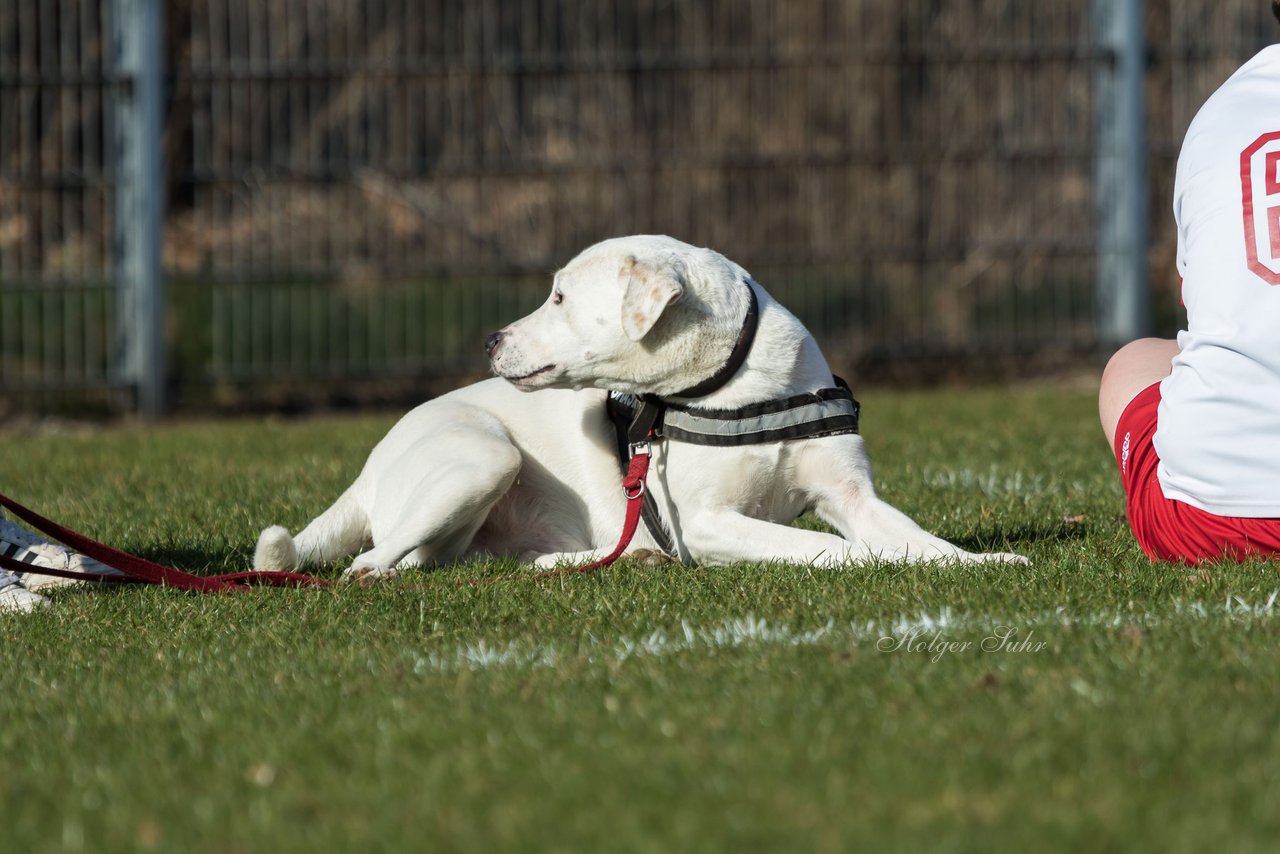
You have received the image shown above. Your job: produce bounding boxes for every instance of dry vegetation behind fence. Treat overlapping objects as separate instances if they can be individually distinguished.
[1,1,1276,406]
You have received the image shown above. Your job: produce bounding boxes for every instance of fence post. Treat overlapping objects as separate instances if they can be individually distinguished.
[110,0,166,417]
[1093,0,1150,351]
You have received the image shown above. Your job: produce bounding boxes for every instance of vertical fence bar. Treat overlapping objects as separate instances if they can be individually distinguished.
[1093,0,1150,350]
[110,0,166,416]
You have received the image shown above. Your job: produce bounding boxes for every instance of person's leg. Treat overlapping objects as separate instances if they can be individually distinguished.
[1099,338,1180,449]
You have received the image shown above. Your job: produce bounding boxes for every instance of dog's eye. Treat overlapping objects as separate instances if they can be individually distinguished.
[552,291,564,305]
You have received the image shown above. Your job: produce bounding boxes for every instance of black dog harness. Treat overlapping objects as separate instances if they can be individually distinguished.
[604,282,861,556]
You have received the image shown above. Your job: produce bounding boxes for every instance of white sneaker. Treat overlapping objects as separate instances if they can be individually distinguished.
[0,569,49,614]
[0,514,126,592]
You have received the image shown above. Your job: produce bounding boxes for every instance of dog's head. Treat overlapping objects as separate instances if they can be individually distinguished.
[487,235,753,397]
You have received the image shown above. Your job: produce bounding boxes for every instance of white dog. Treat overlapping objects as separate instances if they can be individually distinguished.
[255,235,1023,579]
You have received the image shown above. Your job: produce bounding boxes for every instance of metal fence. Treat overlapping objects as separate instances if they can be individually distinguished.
[2,0,1278,414]
[1,1,116,404]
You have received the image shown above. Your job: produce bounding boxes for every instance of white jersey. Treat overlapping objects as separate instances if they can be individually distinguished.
[1155,44,1280,516]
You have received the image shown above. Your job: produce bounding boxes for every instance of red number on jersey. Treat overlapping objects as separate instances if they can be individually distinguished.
[1240,131,1280,285]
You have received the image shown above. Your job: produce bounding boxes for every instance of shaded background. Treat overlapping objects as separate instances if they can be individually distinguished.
[1,0,1276,414]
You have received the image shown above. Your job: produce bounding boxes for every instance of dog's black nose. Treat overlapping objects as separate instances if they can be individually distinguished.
[483,330,505,356]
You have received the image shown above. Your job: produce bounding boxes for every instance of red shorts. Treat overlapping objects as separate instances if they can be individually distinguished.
[1115,382,1280,564]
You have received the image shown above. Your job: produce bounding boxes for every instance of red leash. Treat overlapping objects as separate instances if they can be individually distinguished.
[0,492,328,591]
[534,440,652,579]
[466,439,654,585]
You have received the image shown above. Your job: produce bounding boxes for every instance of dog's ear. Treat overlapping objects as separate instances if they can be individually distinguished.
[620,254,684,342]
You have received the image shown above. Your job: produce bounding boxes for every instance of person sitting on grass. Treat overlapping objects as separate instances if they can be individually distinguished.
[1099,2,1280,563]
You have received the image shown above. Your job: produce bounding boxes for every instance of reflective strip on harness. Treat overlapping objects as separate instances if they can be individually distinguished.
[662,394,859,446]
[609,382,860,448]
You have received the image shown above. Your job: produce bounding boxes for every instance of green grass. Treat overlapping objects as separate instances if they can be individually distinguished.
[4,383,1280,852]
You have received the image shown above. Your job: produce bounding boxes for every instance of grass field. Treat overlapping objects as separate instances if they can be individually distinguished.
[4,382,1280,853]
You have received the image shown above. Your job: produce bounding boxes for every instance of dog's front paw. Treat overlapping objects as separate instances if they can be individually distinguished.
[532,552,572,570]
[532,548,675,570]
[626,548,676,567]
[344,563,400,587]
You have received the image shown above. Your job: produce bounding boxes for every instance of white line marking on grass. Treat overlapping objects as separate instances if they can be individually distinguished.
[917,465,1100,499]
[409,591,1280,674]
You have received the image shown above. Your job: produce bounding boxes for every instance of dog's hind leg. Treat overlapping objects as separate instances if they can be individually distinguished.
[345,432,523,583]
[294,488,370,564]
[255,488,369,572]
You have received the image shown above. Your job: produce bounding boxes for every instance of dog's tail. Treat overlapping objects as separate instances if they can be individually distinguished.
[254,489,369,572]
